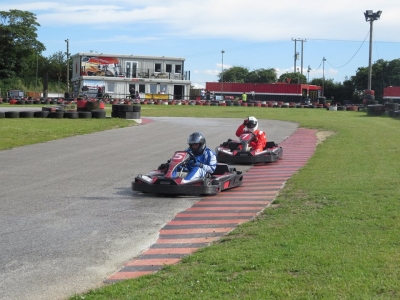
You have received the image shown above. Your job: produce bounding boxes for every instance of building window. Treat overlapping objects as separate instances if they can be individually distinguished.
[150,84,157,94]
[160,84,167,94]
[139,84,145,93]
[106,82,115,94]
[175,65,182,73]
[155,63,161,73]
[166,64,172,73]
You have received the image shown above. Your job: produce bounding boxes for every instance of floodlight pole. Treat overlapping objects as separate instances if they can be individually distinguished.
[364,10,382,90]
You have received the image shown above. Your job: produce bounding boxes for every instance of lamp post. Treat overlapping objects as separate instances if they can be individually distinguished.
[65,39,70,97]
[221,49,225,100]
[322,57,326,97]
[364,10,382,90]
[35,50,38,94]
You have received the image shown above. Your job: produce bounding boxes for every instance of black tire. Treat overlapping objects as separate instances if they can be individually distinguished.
[363,94,375,101]
[0,111,5,118]
[112,104,120,112]
[5,111,20,118]
[118,104,134,112]
[132,105,141,112]
[91,110,106,118]
[111,111,119,118]
[34,111,50,118]
[20,111,35,118]
[50,111,65,118]
[78,111,92,118]
[337,106,346,111]
[64,111,79,119]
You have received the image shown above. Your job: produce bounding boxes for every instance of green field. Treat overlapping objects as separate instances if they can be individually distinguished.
[2,105,399,299]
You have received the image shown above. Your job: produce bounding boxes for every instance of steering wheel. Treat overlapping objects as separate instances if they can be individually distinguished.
[187,151,197,163]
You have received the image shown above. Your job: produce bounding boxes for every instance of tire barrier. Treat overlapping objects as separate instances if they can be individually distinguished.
[49,111,65,119]
[34,111,50,118]
[367,104,385,116]
[363,89,375,106]
[346,106,359,111]
[117,111,140,119]
[78,111,92,119]
[111,104,141,119]
[64,111,79,119]
[91,110,107,119]
[384,103,399,111]
[5,111,20,118]
[0,111,5,118]
[19,111,35,118]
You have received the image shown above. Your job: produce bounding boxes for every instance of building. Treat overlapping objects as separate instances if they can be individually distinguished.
[383,86,400,103]
[205,82,322,102]
[70,53,191,100]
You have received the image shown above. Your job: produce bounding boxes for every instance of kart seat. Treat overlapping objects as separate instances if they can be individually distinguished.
[212,163,230,175]
[265,141,278,149]
[228,141,240,151]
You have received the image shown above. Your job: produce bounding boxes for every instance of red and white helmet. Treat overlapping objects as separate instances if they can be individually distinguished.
[245,116,258,132]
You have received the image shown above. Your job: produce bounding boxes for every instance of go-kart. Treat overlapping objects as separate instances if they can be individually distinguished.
[132,150,243,196]
[215,132,283,164]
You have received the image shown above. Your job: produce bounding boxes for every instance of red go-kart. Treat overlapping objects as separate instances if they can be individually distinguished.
[215,132,283,164]
[132,150,243,196]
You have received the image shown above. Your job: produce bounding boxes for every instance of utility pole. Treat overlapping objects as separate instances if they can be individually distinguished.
[292,38,306,74]
[65,39,70,97]
[322,57,326,97]
[307,65,311,83]
[221,49,225,100]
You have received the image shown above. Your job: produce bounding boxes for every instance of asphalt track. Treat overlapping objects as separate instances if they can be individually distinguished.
[0,116,305,300]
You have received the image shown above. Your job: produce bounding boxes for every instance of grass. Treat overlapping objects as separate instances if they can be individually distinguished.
[2,104,400,299]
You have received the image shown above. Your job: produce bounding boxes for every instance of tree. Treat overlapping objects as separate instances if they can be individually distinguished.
[218,66,277,83]
[279,72,307,84]
[247,68,277,83]
[0,9,45,79]
[219,66,250,83]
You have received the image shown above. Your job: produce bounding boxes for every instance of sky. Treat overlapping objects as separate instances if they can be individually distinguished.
[1,0,400,88]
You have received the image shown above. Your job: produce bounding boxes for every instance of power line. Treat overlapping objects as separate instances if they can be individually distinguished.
[325,32,370,68]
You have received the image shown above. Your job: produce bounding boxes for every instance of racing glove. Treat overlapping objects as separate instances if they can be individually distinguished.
[243,119,248,126]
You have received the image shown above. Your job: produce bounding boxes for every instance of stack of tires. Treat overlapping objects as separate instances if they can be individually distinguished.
[111,104,141,119]
[363,89,376,106]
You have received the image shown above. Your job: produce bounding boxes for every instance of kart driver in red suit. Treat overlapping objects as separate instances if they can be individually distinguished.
[235,116,267,152]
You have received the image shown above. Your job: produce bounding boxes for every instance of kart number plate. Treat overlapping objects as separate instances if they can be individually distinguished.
[160,181,171,185]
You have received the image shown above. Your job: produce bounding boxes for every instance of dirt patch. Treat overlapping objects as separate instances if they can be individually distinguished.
[316,131,335,145]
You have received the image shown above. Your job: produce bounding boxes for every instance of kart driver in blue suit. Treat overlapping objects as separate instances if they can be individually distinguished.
[176,132,217,183]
